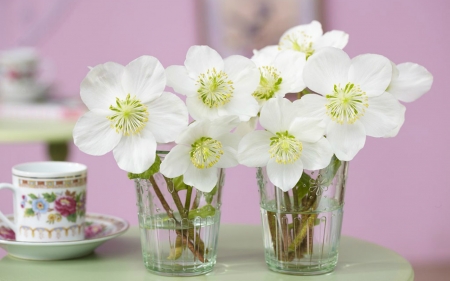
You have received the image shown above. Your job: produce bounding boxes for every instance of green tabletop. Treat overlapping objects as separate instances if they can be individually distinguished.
[0,225,414,281]
[0,118,75,143]
[0,118,76,160]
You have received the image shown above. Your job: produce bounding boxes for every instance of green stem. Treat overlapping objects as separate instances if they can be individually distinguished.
[148,175,206,262]
[184,186,192,211]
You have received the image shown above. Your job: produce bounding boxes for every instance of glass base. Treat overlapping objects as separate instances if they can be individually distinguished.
[260,201,343,276]
[139,211,220,276]
[144,258,215,276]
[265,254,338,275]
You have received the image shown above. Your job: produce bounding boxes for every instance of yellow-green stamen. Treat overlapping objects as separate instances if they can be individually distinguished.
[197,68,234,108]
[108,93,149,135]
[252,66,283,101]
[325,83,369,124]
[269,131,303,164]
[280,31,314,58]
[190,137,223,169]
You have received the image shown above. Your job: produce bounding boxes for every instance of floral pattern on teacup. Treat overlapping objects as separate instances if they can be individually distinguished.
[23,190,86,224]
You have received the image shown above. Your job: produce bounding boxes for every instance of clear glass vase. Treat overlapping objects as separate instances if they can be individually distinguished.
[258,156,348,275]
[134,153,224,276]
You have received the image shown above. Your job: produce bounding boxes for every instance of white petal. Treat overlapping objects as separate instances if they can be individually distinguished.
[122,56,165,103]
[300,138,334,170]
[390,61,400,80]
[165,65,197,96]
[218,95,259,122]
[314,30,349,49]
[289,114,326,143]
[259,97,296,133]
[273,50,307,93]
[145,92,188,143]
[359,92,404,137]
[348,54,392,97]
[294,94,327,121]
[234,116,258,137]
[73,111,122,156]
[326,121,366,161]
[185,45,224,77]
[175,120,208,145]
[217,131,240,150]
[238,130,272,167]
[216,146,239,168]
[224,55,260,96]
[80,62,125,110]
[216,131,241,169]
[252,46,278,66]
[186,95,220,121]
[183,166,219,193]
[266,158,303,192]
[384,103,406,138]
[113,130,157,173]
[208,116,241,138]
[160,145,191,178]
[387,63,433,102]
[303,47,350,95]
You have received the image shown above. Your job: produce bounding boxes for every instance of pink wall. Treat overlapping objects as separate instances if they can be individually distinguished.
[1,0,449,277]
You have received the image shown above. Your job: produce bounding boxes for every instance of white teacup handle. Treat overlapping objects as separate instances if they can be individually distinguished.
[0,183,18,233]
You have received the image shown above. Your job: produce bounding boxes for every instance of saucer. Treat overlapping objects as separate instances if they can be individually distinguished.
[0,213,129,260]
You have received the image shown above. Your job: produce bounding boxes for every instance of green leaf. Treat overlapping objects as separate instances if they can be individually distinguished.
[28,194,38,200]
[319,155,342,187]
[188,205,216,220]
[296,172,312,202]
[42,192,57,203]
[24,208,35,217]
[127,155,161,179]
[172,176,188,192]
[66,213,77,223]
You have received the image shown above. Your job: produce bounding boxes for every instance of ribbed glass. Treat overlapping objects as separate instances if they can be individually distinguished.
[134,153,224,276]
[258,157,348,275]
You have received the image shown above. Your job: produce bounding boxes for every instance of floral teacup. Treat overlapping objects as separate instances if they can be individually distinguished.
[0,162,87,242]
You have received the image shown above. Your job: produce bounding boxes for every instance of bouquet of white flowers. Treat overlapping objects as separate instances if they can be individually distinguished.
[73,20,432,276]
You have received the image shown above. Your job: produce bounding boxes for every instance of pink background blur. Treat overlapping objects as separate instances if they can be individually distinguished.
[0,1,449,280]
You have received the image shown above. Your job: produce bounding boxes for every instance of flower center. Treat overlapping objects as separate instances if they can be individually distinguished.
[196,68,234,108]
[61,199,70,205]
[279,31,314,58]
[108,93,149,136]
[252,66,283,101]
[190,137,224,169]
[269,131,303,164]
[325,83,369,124]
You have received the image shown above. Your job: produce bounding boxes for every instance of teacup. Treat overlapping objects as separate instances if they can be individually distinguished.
[0,47,52,103]
[0,162,87,242]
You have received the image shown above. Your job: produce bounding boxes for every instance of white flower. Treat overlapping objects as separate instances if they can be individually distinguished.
[73,56,188,173]
[382,62,433,137]
[251,49,306,106]
[238,97,333,192]
[160,117,240,192]
[279,20,349,58]
[301,47,405,161]
[165,45,260,122]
